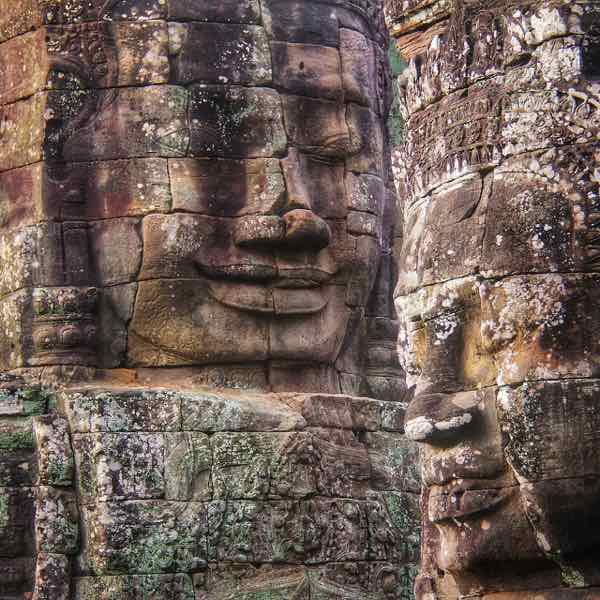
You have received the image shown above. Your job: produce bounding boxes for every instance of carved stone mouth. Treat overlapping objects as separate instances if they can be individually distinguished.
[428,480,513,523]
[207,280,332,315]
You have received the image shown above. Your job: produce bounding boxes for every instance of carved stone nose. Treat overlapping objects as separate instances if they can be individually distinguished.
[234,209,331,251]
[404,389,481,444]
[282,209,331,250]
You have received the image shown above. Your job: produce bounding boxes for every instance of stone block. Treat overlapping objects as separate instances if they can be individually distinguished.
[0,163,47,230]
[281,149,347,219]
[208,498,372,564]
[89,218,142,286]
[366,432,421,493]
[81,500,208,574]
[300,429,371,498]
[181,390,306,432]
[0,448,37,488]
[34,415,74,487]
[0,93,46,172]
[45,21,169,89]
[83,158,171,218]
[128,279,270,366]
[164,432,212,501]
[168,0,260,23]
[72,433,165,502]
[292,393,380,430]
[0,486,35,557]
[0,223,76,295]
[271,42,343,100]
[262,0,340,46]
[73,574,195,600]
[35,487,79,555]
[170,158,285,217]
[33,553,71,600]
[0,385,49,418]
[340,28,377,109]
[170,23,271,85]
[189,85,286,158]
[345,171,385,214]
[100,21,169,86]
[62,86,189,161]
[39,0,167,24]
[282,95,353,158]
[379,399,408,432]
[0,557,35,598]
[480,274,600,385]
[211,432,293,500]
[347,210,381,237]
[0,417,35,453]
[309,561,420,599]
[196,564,309,599]
[497,379,600,483]
[345,235,381,307]
[97,283,138,368]
[61,388,181,433]
[0,0,43,43]
[210,429,370,501]
[0,290,32,370]
[270,285,350,363]
[346,103,384,174]
[482,152,584,278]
[0,29,47,105]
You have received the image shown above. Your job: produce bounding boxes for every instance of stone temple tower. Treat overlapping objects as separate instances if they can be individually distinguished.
[385,0,600,598]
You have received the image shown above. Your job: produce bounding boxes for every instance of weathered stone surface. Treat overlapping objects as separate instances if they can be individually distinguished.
[81,500,209,574]
[0,1,416,597]
[170,158,285,216]
[340,28,377,109]
[388,0,600,596]
[73,574,194,600]
[170,23,271,85]
[63,86,189,161]
[60,388,182,433]
[271,42,343,100]
[168,0,260,23]
[189,85,286,158]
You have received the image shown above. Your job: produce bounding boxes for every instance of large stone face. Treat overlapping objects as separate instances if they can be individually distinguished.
[0,0,405,399]
[386,0,600,597]
[0,0,418,598]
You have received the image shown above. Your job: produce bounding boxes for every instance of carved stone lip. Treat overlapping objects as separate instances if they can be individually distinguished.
[428,479,513,523]
[207,279,332,315]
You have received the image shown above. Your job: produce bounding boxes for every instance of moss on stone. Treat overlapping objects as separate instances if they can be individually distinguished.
[0,429,34,450]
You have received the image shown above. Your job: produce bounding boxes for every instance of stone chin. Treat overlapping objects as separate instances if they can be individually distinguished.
[128,279,350,367]
[432,489,543,573]
[207,280,331,315]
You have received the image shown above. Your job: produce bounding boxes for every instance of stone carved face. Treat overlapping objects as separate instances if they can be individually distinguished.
[392,0,600,589]
[0,0,399,390]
